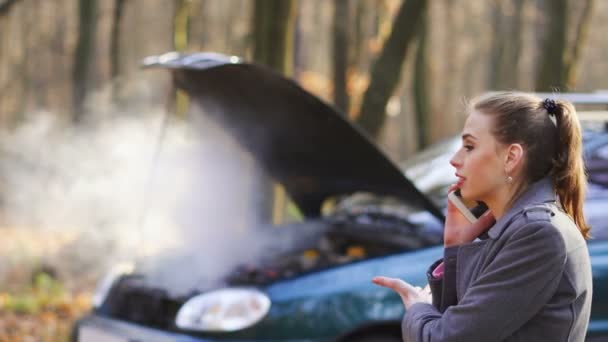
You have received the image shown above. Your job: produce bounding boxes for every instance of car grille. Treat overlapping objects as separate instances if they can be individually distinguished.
[98,275,184,330]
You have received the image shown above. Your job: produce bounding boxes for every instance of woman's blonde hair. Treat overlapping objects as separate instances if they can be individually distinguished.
[471,92,590,239]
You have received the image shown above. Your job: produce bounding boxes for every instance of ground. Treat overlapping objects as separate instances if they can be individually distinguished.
[0,228,96,341]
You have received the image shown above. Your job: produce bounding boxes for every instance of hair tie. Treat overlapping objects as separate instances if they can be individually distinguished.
[543,98,558,126]
[543,98,559,115]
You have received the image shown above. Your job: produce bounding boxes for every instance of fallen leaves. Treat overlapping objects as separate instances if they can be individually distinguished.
[0,274,92,341]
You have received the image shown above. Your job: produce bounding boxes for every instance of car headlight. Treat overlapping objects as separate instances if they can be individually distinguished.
[92,262,135,308]
[175,288,271,332]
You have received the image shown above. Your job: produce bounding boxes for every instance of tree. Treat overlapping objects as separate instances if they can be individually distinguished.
[564,0,595,89]
[110,0,127,102]
[439,0,457,118]
[487,0,526,90]
[332,0,349,114]
[72,0,98,121]
[0,0,19,16]
[356,0,427,139]
[535,0,595,91]
[252,0,298,75]
[535,0,568,91]
[413,6,430,149]
[171,0,192,117]
[173,0,191,52]
[251,0,298,224]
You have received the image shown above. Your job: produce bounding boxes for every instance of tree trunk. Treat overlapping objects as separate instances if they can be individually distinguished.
[173,0,191,117]
[350,0,376,70]
[16,1,30,121]
[174,0,191,51]
[351,0,365,70]
[332,0,349,114]
[251,0,298,224]
[356,0,427,139]
[503,0,525,88]
[110,0,126,102]
[72,0,98,122]
[488,0,526,90]
[252,0,297,75]
[0,0,19,16]
[564,0,595,89]
[535,0,568,91]
[413,7,430,150]
[346,0,377,117]
[487,0,506,90]
[440,0,456,117]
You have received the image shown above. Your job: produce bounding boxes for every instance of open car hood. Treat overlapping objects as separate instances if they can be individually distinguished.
[144,52,443,220]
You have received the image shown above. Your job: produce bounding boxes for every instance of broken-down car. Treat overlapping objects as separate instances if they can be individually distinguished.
[72,53,608,342]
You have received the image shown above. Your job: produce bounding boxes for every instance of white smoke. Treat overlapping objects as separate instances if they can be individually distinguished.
[137,104,316,296]
[0,107,193,288]
[0,98,310,296]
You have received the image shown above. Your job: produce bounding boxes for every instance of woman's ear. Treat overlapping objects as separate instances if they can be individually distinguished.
[504,143,524,174]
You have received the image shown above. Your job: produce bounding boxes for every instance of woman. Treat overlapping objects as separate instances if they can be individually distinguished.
[373,92,593,341]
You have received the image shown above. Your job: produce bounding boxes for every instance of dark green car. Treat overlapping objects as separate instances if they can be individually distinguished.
[72,53,608,341]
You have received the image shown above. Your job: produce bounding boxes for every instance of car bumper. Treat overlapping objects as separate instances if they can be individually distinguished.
[72,314,330,342]
[73,314,211,342]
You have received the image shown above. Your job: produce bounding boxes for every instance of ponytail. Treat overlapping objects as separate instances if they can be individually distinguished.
[550,100,590,239]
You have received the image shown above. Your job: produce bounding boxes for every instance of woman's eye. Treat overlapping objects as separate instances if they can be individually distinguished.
[464,145,474,151]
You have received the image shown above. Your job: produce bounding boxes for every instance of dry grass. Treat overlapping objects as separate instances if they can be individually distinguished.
[0,228,96,341]
[0,276,92,341]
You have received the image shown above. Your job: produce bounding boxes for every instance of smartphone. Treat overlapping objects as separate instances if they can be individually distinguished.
[447,189,488,223]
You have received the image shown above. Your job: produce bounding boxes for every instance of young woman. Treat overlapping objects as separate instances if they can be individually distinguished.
[373,92,593,341]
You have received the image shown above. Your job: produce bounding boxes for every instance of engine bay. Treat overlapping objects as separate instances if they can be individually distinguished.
[227,209,441,286]
[97,201,442,329]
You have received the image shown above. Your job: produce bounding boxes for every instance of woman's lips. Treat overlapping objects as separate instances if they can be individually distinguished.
[455,175,465,188]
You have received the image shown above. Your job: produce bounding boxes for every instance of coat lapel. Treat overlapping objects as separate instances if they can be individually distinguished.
[456,239,491,301]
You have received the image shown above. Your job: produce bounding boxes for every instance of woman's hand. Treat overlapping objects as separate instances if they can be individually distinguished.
[444,184,496,247]
[372,277,432,309]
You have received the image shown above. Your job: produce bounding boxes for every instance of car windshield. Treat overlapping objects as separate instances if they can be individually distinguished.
[400,137,460,194]
[323,192,419,219]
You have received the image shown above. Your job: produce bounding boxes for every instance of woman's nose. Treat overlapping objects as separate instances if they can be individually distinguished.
[450,153,461,168]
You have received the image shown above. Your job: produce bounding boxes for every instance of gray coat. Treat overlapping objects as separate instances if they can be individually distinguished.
[402,178,593,341]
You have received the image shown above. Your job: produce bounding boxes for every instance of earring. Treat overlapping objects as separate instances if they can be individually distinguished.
[507,176,513,184]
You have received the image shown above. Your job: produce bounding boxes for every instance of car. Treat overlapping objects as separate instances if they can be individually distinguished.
[72,53,608,341]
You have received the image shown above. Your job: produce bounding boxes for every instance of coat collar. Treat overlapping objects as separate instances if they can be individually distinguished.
[487,177,557,239]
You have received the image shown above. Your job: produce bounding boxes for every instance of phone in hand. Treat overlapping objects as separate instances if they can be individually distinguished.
[447,189,488,223]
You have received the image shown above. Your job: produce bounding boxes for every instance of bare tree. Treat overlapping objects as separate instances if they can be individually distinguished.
[251,0,298,223]
[488,0,526,90]
[564,0,595,89]
[172,0,192,117]
[72,0,98,121]
[252,0,298,75]
[174,0,191,51]
[535,0,595,91]
[440,0,457,116]
[504,0,526,89]
[356,0,427,139]
[535,0,568,91]
[110,0,127,102]
[413,6,430,149]
[0,0,19,16]
[350,0,376,71]
[332,0,349,114]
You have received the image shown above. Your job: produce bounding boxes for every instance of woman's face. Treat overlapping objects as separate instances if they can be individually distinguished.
[449,110,508,202]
